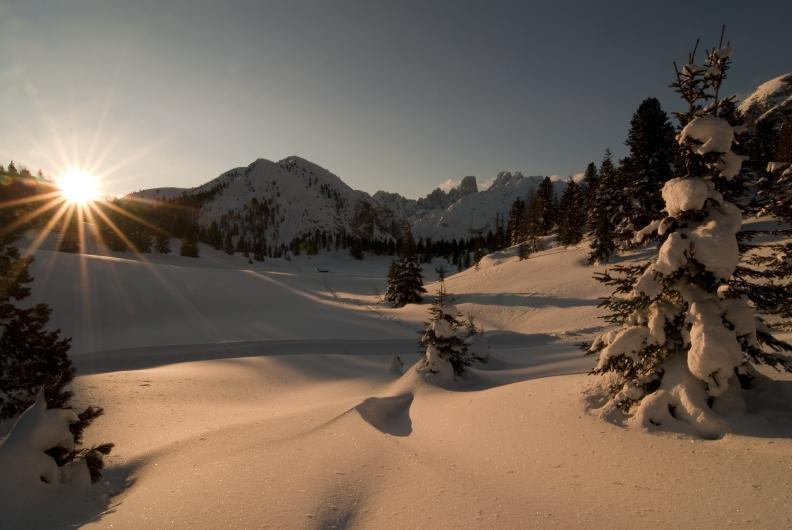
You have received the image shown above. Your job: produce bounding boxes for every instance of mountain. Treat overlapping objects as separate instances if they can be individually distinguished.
[373,175,480,219]
[129,156,402,250]
[129,158,568,249]
[738,72,792,126]
[374,172,567,241]
[406,172,561,241]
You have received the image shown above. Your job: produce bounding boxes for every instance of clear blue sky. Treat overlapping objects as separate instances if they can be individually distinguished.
[1,0,790,198]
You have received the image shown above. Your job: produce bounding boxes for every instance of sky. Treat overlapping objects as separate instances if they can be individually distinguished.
[1,0,790,199]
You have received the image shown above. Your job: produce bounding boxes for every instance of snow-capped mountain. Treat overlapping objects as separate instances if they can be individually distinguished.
[406,172,559,241]
[130,158,567,246]
[130,156,402,246]
[738,72,792,126]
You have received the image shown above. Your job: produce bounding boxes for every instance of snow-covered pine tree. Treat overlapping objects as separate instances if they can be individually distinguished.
[384,260,400,303]
[419,266,471,378]
[587,150,618,265]
[588,33,792,438]
[384,224,425,307]
[616,98,676,244]
[557,178,586,246]
[0,208,113,481]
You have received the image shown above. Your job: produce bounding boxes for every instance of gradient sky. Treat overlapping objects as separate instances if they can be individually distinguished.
[1,0,790,199]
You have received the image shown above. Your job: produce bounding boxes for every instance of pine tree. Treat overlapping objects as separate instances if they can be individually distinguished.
[418,266,470,378]
[617,98,676,242]
[223,232,234,255]
[384,260,400,303]
[0,208,113,481]
[587,34,792,438]
[180,230,200,258]
[587,150,618,265]
[536,176,556,235]
[506,197,527,246]
[57,215,80,254]
[155,233,171,254]
[557,178,586,246]
[521,189,544,257]
[384,225,425,307]
[581,162,598,214]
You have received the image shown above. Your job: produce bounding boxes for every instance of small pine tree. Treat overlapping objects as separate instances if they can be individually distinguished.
[419,266,470,378]
[57,217,80,254]
[587,33,792,438]
[180,230,200,258]
[384,260,400,303]
[384,225,425,307]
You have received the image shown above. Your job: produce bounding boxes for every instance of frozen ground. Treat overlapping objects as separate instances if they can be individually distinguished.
[3,220,792,528]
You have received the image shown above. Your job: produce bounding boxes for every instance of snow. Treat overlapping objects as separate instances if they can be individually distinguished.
[679,116,735,155]
[686,298,744,396]
[0,394,102,527]
[662,177,710,216]
[5,218,792,527]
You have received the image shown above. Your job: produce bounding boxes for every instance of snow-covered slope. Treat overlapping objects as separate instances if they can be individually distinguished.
[5,219,791,528]
[738,72,792,126]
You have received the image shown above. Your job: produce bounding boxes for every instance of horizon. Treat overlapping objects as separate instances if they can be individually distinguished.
[1,1,791,200]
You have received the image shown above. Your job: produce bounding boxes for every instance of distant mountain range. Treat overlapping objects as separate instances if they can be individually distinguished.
[131,157,563,245]
[130,72,791,248]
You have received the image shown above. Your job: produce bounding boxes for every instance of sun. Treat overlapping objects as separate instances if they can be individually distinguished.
[57,168,101,205]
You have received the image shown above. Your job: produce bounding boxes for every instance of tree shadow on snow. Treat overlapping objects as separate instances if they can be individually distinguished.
[454,292,598,309]
[727,379,792,439]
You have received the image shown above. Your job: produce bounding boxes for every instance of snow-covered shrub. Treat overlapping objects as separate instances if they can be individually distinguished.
[418,268,471,380]
[588,36,792,438]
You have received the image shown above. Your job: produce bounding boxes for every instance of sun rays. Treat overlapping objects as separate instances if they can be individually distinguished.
[56,168,101,205]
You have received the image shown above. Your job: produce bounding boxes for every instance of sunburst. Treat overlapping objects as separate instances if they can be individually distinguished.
[56,168,101,206]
